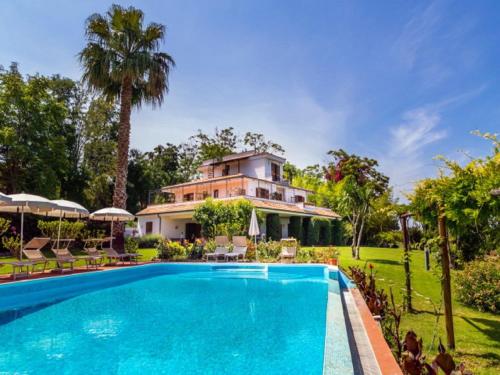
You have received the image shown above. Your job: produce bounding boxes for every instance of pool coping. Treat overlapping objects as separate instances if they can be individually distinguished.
[345,288,403,375]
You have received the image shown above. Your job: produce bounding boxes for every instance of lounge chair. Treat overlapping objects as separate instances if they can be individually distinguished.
[22,237,51,273]
[49,239,77,272]
[225,236,247,262]
[101,237,139,265]
[205,236,229,261]
[82,238,105,269]
[279,238,297,263]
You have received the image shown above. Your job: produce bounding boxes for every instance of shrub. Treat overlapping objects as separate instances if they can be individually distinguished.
[194,198,257,238]
[156,240,187,260]
[374,230,403,248]
[288,217,302,243]
[313,218,332,245]
[138,234,163,248]
[256,240,282,261]
[2,235,20,257]
[125,237,139,254]
[455,255,499,312]
[306,219,319,245]
[266,214,281,241]
[38,220,86,240]
[0,218,10,236]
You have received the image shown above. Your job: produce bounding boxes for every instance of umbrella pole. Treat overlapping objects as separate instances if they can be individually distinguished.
[57,212,62,249]
[255,235,258,263]
[110,220,114,250]
[19,206,24,260]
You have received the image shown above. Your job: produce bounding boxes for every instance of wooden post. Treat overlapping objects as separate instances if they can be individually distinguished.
[438,206,455,350]
[400,214,413,312]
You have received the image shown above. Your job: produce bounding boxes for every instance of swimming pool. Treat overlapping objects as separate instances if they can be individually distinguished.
[0,264,353,374]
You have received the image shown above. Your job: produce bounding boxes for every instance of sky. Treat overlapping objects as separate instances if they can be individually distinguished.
[1,0,499,198]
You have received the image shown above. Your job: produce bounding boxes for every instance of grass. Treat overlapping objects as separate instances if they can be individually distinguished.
[0,248,159,275]
[0,245,497,373]
[330,246,499,375]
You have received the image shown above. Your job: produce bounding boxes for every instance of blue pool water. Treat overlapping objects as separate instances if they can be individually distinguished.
[0,264,353,374]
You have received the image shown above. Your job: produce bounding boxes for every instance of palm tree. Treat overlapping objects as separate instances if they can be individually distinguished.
[79,5,174,244]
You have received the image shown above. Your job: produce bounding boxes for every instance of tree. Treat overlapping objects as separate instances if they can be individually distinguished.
[409,132,499,261]
[327,150,389,259]
[190,127,239,162]
[0,63,70,197]
[243,132,284,154]
[266,214,282,241]
[79,4,175,245]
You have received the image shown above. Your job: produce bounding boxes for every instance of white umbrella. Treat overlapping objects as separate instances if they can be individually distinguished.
[0,193,57,259]
[248,208,260,262]
[0,193,12,206]
[48,200,89,249]
[89,207,134,249]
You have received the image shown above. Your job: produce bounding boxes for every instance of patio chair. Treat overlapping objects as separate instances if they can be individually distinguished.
[82,238,105,269]
[101,237,139,265]
[205,236,229,261]
[279,238,297,263]
[22,237,51,273]
[225,236,248,262]
[49,239,78,272]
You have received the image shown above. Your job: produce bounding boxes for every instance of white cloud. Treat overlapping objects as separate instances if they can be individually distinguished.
[380,107,447,199]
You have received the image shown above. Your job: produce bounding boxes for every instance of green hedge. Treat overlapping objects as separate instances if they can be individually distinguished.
[288,217,303,242]
[314,218,332,245]
[331,220,345,245]
[266,214,281,241]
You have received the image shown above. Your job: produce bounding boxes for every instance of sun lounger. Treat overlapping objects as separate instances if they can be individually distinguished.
[82,238,105,269]
[49,239,77,272]
[101,237,139,265]
[22,237,51,273]
[205,236,229,261]
[225,236,247,261]
[279,238,297,262]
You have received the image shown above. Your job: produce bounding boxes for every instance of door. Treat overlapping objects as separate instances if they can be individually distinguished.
[185,223,202,241]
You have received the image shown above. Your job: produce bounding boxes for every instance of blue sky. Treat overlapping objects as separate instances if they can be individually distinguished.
[1,0,498,197]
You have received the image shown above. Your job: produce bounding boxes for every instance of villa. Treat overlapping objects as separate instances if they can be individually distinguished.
[137,151,339,240]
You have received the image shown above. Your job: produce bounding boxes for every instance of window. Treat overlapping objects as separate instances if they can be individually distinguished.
[294,195,305,203]
[213,189,219,198]
[183,193,194,201]
[145,221,153,234]
[271,163,281,182]
[256,188,269,199]
[222,164,230,176]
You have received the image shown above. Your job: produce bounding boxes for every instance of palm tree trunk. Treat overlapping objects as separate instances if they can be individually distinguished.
[112,76,133,251]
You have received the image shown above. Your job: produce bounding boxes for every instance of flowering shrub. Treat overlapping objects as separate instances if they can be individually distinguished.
[156,240,187,260]
[2,235,20,257]
[455,254,499,312]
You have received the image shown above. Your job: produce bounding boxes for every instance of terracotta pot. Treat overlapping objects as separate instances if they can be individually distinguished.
[328,258,338,266]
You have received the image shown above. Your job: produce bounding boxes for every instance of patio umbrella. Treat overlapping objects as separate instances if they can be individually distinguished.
[89,207,134,249]
[0,193,56,259]
[48,200,89,249]
[248,208,260,261]
[0,193,12,206]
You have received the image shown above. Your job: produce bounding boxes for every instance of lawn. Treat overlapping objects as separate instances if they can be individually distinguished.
[0,248,159,275]
[0,246,497,374]
[332,246,499,375]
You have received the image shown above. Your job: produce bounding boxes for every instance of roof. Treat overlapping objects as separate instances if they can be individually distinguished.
[201,151,286,167]
[136,196,340,219]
